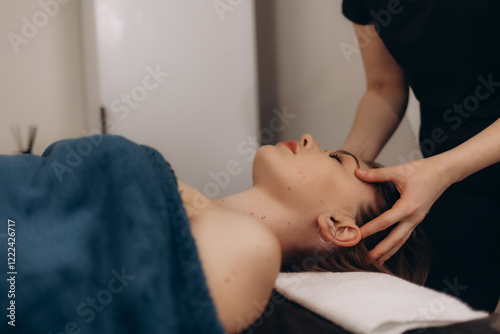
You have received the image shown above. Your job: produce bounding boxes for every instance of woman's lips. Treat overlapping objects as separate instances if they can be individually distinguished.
[287,140,298,154]
[277,140,297,154]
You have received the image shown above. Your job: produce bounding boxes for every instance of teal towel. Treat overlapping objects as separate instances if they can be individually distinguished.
[0,135,224,334]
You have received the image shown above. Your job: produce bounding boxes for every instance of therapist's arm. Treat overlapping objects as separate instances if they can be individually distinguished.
[342,24,409,162]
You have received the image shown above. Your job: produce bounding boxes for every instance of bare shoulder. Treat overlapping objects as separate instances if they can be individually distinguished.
[189,208,281,333]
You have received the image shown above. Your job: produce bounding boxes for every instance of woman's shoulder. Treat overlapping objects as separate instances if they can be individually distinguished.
[188,197,282,275]
[218,208,281,254]
[186,198,281,333]
[189,201,282,283]
[178,181,281,255]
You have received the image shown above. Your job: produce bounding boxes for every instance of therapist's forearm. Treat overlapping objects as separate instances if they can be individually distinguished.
[435,117,500,185]
[342,86,408,162]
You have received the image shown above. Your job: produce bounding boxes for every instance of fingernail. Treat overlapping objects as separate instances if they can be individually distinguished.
[357,169,368,175]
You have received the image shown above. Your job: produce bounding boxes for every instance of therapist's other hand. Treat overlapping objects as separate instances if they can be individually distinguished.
[355,157,452,264]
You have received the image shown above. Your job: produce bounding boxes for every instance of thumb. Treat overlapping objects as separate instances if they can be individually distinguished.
[355,167,393,183]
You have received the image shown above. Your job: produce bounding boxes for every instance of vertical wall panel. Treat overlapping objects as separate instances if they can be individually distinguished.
[89,0,259,196]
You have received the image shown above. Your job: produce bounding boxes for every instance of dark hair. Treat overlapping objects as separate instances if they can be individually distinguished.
[282,162,430,285]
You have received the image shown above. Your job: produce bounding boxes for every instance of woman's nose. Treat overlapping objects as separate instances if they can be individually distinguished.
[300,134,320,151]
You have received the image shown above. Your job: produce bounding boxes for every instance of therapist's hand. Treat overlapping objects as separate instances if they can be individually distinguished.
[355,156,453,264]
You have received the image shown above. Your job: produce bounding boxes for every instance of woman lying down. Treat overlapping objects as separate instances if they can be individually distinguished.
[0,134,429,334]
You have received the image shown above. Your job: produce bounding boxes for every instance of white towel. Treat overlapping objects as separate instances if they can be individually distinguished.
[275,272,489,334]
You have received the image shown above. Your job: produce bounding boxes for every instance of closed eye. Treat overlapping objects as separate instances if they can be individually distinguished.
[328,151,344,164]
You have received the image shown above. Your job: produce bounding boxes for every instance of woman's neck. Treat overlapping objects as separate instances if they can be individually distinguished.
[215,187,298,252]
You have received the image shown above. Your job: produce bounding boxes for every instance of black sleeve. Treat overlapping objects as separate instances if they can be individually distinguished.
[342,0,373,25]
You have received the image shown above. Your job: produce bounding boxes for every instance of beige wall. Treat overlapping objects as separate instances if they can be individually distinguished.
[257,0,422,166]
[0,0,420,169]
[83,0,260,197]
[0,0,86,155]
[1,0,260,197]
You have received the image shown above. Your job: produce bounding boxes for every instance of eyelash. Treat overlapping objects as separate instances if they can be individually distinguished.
[329,152,343,164]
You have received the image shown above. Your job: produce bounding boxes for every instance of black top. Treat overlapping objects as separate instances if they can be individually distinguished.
[342,0,500,193]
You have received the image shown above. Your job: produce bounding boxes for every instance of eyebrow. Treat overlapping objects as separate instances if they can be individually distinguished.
[335,150,361,169]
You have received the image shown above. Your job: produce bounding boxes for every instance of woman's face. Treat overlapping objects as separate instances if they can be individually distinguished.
[253,134,375,219]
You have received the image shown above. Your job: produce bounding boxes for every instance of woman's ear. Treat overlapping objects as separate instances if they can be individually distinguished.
[317,213,361,247]
[317,214,337,244]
